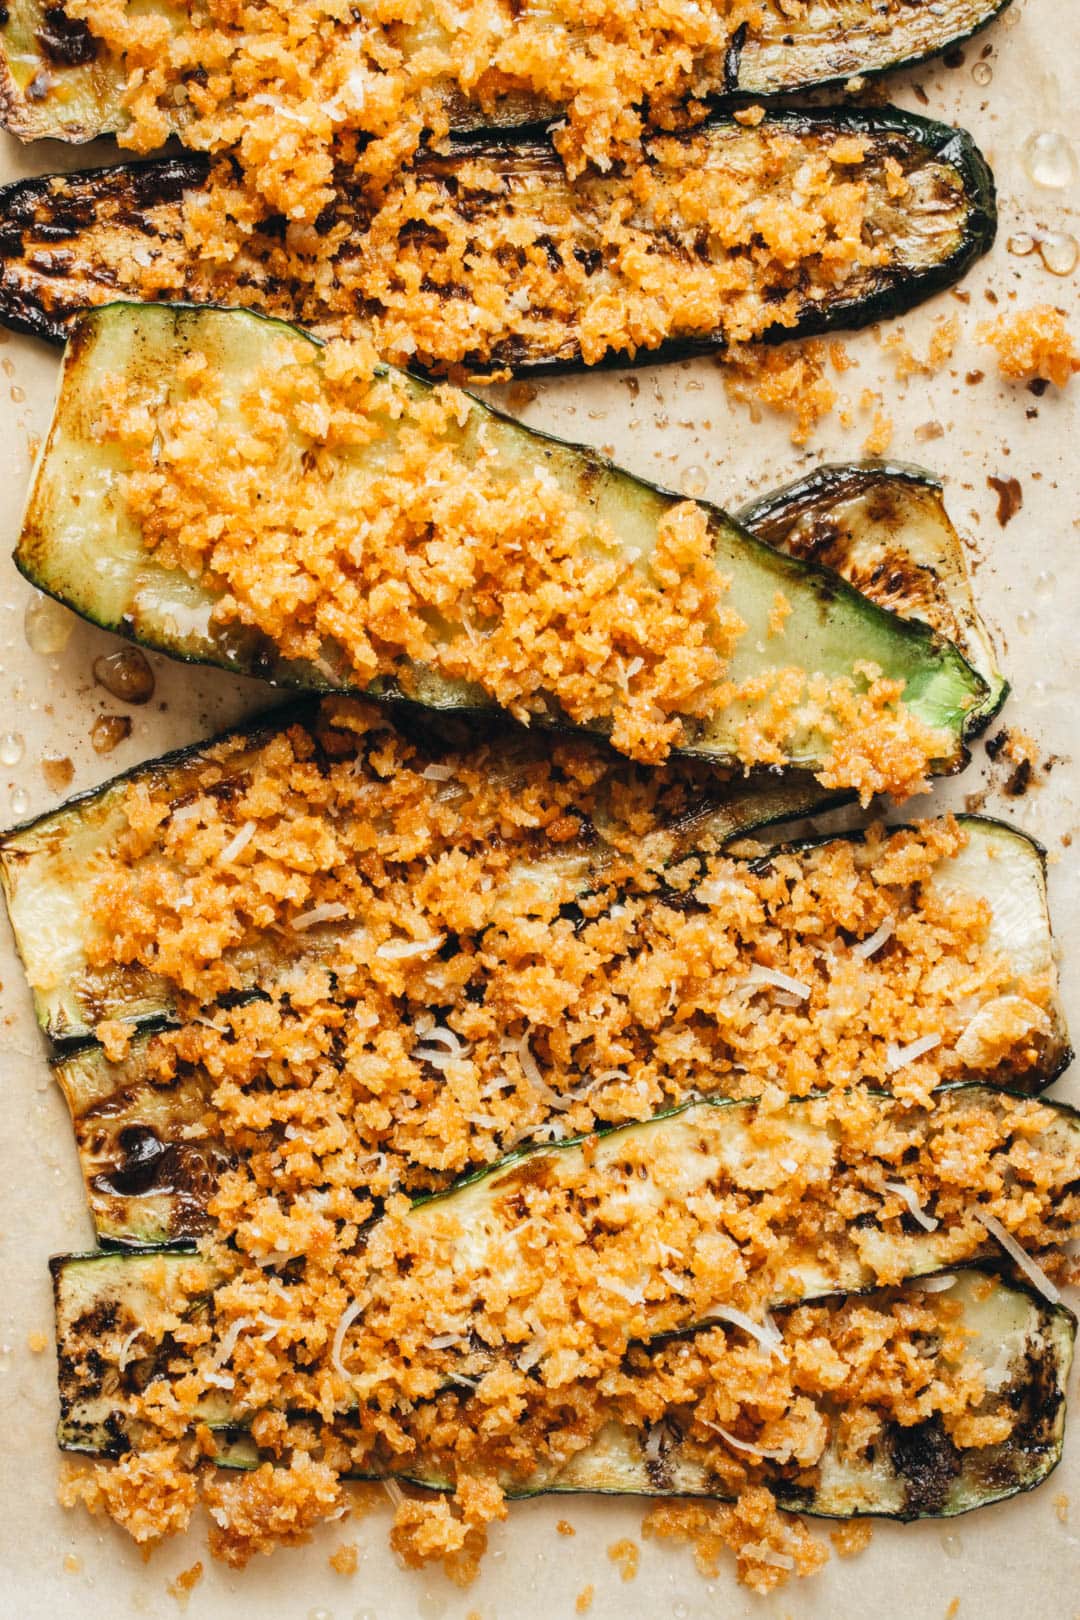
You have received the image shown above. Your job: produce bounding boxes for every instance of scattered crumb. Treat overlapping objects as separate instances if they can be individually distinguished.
[166,1562,204,1605]
[733,103,765,126]
[62,1553,82,1574]
[642,1490,828,1596]
[329,1541,359,1574]
[1054,1492,1069,1524]
[862,411,893,455]
[986,474,1023,527]
[883,315,959,380]
[829,1520,874,1558]
[27,1330,47,1354]
[607,1538,641,1582]
[720,340,839,444]
[946,1600,960,1619]
[978,305,1080,388]
[576,1585,595,1613]
[986,727,1039,797]
[556,1519,576,1537]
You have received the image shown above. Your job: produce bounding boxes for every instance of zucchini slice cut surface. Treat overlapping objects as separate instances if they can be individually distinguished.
[0,0,1012,144]
[16,301,986,792]
[0,109,995,370]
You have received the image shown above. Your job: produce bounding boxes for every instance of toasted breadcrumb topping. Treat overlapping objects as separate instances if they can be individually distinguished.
[49,121,969,375]
[90,334,948,785]
[70,0,763,202]
[81,704,1057,1203]
[54,704,1077,1586]
[978,305,1080,389]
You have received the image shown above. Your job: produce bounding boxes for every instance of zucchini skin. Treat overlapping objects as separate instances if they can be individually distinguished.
[0,107,996,367]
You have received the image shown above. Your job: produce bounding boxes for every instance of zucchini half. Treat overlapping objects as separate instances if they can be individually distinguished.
[0,0,1013,145]
[48,810,1070,1248]
[52,1259,1075,1521]
[737,461,1007,732]
[0,108,996,370]
[16,302,987,789]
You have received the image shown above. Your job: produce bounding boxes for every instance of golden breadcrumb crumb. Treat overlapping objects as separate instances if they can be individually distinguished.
[576,1585,595,1612]
[607,1539,641,1581]
[830,1520,874,1558]
[642,1488,828,1595]
[166,1562,204,1605]
[978,306,1080,388]
[329,1541,358,1574]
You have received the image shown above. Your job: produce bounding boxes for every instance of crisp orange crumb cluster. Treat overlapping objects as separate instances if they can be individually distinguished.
[92,334,948,784]
[70,0,762,205]
[978,305,1080,389]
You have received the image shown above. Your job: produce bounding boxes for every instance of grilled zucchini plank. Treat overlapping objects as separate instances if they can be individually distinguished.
[46,807,1070,1247]
[336,1273,1080,1518]
[0,0,1013,144]
[16,302,986,791]
[54,1260,1075,1519]
[0,109,996,369]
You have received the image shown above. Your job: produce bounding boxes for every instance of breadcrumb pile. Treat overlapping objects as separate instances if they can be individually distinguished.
[89,328,953,785]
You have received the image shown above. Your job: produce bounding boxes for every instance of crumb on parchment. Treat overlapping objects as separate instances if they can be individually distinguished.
[978,305,1080,388]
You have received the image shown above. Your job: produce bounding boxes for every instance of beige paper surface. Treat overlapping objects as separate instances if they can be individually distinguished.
[1,9,1079,1614]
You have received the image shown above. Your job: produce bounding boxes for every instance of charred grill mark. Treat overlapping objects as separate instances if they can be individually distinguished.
[889,1413,962,1514]
[35,5,98,65]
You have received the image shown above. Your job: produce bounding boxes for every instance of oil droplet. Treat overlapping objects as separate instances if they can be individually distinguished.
[9,383,25,403]
[308,1609,334,1620]
[971,60,992,85]
[1007,231,1035,256]
[10,787,30,817]
[681,464,708,498]
[417,1594,447,1620]
[0,731,25,766]
[1038,231,1079,276]
[1022,130,1078,190]
[91,714,132,755]
[353,1611,378,1620]
[41,753,74,793]
[1034,569,1056,597]
[939,1531,963,1558]
[93,646,156,704]
[673,1604,690,1620]
[25,594,75,656]
[1016,609,1036,633]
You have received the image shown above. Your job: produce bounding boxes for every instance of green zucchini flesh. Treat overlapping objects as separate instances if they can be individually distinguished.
[0,108,996,369]
[17,302,986,792]
[0,0,1013,144]
[45,807,1068,1247]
